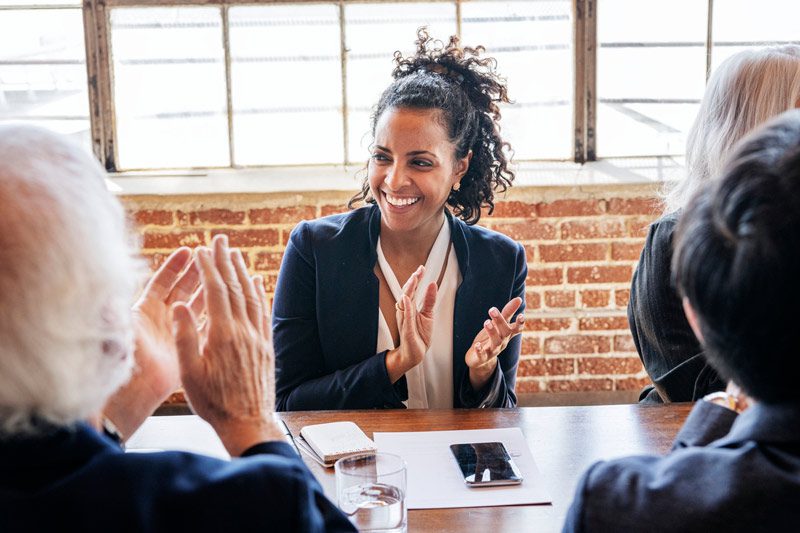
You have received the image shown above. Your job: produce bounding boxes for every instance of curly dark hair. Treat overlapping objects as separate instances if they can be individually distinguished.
[348,27,515,225]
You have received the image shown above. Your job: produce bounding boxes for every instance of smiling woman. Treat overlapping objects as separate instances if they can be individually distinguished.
[272,28,527,411]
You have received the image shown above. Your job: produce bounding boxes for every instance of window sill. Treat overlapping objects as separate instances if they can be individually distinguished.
[107,156,684,196]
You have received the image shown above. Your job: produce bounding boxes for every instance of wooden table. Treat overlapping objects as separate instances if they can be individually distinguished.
[276,404,691,532]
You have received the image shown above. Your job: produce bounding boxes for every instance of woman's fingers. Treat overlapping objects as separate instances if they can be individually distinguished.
[419,282,438,318]
[401,265,424,301]
[500,297,523,321]
[172,302,200,377]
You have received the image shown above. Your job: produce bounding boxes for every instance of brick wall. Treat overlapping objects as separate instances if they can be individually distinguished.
[122,182,663,396]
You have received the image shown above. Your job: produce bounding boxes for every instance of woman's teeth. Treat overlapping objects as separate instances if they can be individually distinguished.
[385,194,420,207]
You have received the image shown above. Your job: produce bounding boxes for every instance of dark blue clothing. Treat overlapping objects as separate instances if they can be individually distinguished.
[628,213,724,402]
[273,205,527,411]
[0,422,355,532]
[564,401,800,532]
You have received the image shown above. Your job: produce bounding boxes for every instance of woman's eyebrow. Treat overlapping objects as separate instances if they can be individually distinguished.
[406,150,438,158]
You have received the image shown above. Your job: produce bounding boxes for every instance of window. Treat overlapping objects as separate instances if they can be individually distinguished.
[1,0,798,171]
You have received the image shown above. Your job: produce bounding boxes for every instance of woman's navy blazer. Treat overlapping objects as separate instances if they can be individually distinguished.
[273,204,527,411]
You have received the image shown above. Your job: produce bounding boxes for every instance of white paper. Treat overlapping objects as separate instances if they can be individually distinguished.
[373,427,551,509]
[126,415,230,460]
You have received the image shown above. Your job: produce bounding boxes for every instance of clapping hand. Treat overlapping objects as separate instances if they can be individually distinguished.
[103,247,200,440]
[386,265,438,382]
[173,234,283,456]
[465,297,525,390]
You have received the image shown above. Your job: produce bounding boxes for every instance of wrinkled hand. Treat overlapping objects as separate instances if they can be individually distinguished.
[103,247,200,440]
[387,265,438,381]
[173,234,282,456]
[465,297,525,389]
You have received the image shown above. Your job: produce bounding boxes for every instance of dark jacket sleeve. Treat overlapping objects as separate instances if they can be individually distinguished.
[628,214,724,403]
[239,442,356,532]
[670,400,738,450]
[273,222,405,411]
[458,242,526,408]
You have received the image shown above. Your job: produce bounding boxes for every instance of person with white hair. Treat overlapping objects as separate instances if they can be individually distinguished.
[0,125,355,532]
[628,45,800,403]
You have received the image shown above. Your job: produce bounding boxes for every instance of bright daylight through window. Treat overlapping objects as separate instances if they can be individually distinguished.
[0,0,798,172]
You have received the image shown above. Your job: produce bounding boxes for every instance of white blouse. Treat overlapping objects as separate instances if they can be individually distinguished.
[375,221,462,409]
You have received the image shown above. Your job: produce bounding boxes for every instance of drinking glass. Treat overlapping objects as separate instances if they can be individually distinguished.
[335,452,407,533]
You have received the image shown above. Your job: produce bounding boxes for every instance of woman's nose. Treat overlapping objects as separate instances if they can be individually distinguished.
[383,163,409,190]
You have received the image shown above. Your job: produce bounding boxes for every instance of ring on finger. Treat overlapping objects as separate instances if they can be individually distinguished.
[395,301,405,312]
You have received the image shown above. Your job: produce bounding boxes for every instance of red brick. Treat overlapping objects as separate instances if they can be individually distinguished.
[249,206,317,225]
[540,243,608,262]
[614,334,637,353]
[212,229,280,247]
[527,268,563,286]
[567,265,632,284]
[547,378,613,392]
[627,217,654,238]
[493,221,558,241]
[615,289,631,307]
[521,336,540,355]
[253,251,285,271]
[578,356,644,375]
[177,209,245,225]
[607,197,660,215]
[489,200,537,218]
[544,290,576,308]
[516,380,544,393]
[320,205,346,217]
[578,316,629,330]
[544,335,612,354]
[581,289,610,308]
[536,199,604,217]
[615,376,652,391]
[611,241,645,261]
[518,357,575,377]
[561,220,626,240]
[525,291,541,310]
[524,244,536,262]
[525,318,572,331]
[134,209,173,226]
[141,252,167,271]
[262,272,279,293]
[143,230,205,249]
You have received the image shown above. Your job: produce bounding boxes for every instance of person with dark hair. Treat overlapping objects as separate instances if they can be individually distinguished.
[563,109,800,532]
[273,29,526,410]
[629,45,800,403]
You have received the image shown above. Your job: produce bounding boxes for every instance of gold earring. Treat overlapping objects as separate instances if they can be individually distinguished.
[452,181,461,192]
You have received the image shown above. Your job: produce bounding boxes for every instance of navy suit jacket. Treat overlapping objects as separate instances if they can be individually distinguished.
[273,205,527,411]
[0,423,355,532]
[563,401,800,532]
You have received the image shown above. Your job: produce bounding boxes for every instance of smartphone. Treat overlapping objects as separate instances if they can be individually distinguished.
[449,442,523,487]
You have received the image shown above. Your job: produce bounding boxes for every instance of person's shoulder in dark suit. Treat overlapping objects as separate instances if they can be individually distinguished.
[562,401,800,533]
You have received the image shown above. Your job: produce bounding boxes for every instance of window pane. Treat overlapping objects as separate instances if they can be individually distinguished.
[711,0,800,69]
[229,5,343,166]
[462,0,573,160]
[344,4,457,163]
[110,7,229,170]
[596,0,707,157]
[0,8,90,149]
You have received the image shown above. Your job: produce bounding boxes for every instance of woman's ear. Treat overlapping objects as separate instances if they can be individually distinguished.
[454,150,473,182]
[682,297,705,344]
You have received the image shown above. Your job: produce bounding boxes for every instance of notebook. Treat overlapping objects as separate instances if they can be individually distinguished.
[297,421,376,467]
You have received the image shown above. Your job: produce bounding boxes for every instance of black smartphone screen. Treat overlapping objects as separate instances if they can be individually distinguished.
[449,442,523,487]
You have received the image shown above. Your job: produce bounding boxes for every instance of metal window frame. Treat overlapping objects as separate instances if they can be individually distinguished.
[77,0,722,171]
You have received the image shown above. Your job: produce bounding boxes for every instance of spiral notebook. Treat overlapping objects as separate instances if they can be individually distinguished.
[297,421,376,467]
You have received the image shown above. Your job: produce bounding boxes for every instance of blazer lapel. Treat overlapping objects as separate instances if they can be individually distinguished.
[450,213,473,405]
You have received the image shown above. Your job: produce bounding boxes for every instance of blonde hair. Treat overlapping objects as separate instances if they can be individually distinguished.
[0,125,144,435]
[664,45,800,214]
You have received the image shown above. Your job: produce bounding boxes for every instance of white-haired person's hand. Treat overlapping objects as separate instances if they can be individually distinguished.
[173,234,284,456]
[102,247,201,441]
